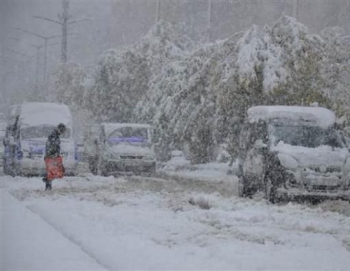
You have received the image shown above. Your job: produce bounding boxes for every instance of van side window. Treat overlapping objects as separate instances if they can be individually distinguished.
[242,121,268,149]
[255,120,268,144]
[239,123,255,152]
[99,127,105,144]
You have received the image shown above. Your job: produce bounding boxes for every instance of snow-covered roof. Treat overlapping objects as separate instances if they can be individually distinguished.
[247,106,336,128]
[19,102,73,129]
[102,122,152,137]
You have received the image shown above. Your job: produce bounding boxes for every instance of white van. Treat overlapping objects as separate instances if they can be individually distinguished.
[3,102,77,176]
[84,123,156,176]
[237,105,350,203]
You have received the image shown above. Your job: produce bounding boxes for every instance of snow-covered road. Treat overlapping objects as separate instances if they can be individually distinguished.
[1,171,350,270]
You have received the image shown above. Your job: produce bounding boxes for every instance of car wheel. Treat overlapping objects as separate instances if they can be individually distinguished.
[238,175,257,198]
[148,164,156,174]
[88,158,98,175]
[238,177,246,197]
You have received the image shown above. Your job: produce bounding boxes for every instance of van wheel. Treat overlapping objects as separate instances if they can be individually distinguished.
[265,175,276,203]
[97,160,108,176]
[3,159,11,175]
[3,160,8,175]
[4,162,17,176]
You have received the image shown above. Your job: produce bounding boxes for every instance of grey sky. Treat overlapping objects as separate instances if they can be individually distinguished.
[1,0,349,109]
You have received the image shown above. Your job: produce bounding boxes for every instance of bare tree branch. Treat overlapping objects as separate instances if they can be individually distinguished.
[33,15,62,25]
[68,18,92,25]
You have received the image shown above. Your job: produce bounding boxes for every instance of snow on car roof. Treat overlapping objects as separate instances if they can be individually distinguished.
[19,102,73,129]
[102,122,151,137]
[247,106,336,128]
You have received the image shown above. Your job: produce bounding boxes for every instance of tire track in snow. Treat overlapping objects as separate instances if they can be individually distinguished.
[10,174,350,254]
[127,172,238,197]
[25,203,113,271]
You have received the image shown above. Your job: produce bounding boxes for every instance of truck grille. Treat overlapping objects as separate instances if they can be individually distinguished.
[308,185,341,192]
[120,156,142,160]
[309,166,341,173]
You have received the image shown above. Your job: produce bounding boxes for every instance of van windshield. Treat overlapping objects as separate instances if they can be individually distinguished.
[269,125,344,148]
[107,127,149,145]
[21,126,71,140]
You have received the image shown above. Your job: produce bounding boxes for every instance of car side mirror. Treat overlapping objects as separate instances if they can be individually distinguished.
[254,139,267,149]
[94,138,102,145]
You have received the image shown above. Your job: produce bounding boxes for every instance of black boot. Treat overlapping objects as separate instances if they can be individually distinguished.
[45,181,52,190]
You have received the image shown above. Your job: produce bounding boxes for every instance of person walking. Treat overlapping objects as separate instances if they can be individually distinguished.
[42,123,66,190]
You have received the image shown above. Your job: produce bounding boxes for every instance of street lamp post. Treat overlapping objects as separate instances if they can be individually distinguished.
[156,0,161,21]
[34,0,90,63]
[30,44,43,88]
[292,0,299,19]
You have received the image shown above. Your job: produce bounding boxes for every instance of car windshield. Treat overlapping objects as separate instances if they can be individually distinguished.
[21,126,71,140]
[269,124,344,148]
[107,127,149,145]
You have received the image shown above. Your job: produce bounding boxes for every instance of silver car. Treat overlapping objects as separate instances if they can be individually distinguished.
[238,106,350,203]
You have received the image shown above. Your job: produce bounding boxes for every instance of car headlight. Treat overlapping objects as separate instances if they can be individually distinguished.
[343,157,350,179]
[344,157,350,170]
[278,153,299,170]
[22,150,31,158]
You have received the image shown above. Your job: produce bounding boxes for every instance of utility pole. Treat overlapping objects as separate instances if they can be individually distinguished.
[61,0,69,62]
[34,0,90,63]
[15,28,59,86]
[207,0,212,42]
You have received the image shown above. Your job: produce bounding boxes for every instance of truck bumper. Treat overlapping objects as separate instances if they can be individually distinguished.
[19,158,77,177]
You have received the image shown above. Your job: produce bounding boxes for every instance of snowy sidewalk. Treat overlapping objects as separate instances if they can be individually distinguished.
[1,190,106,271]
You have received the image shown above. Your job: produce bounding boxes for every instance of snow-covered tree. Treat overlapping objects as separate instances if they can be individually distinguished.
[89,49,150,122]
[88,14,349,163]
[320,26,350,134]
[265,15,330,106]
[54,62,87,108]
[54,63,96,138]
[135,14,342,162]
[90,20,195,123]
